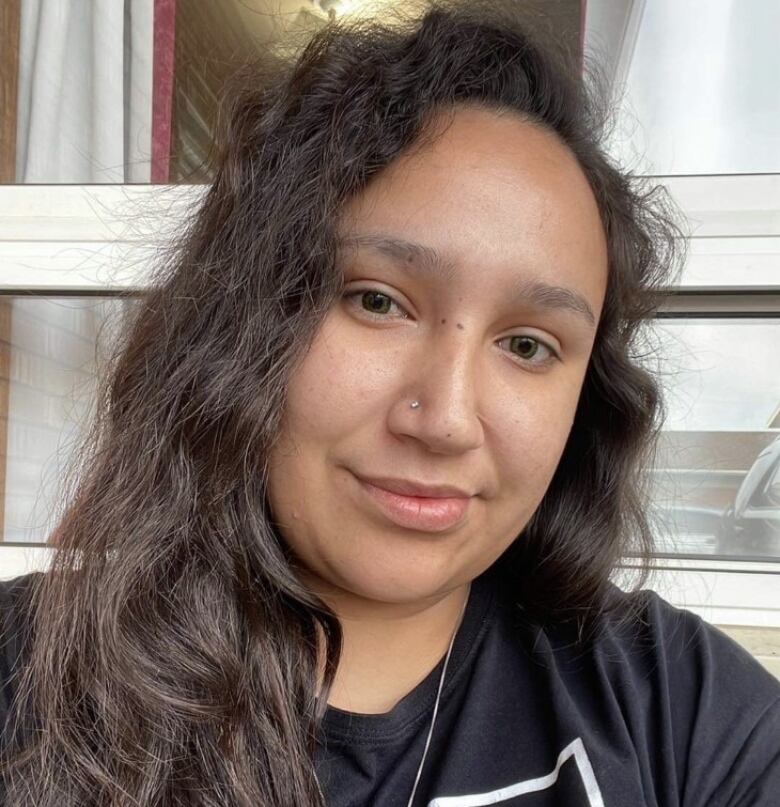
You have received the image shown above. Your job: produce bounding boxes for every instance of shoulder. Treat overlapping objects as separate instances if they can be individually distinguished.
[615,587,779,704]
[0,572,39,659]
[580,586,780,725]
[500,584,780,709]
[498,586,779,804]
[0,572,40,644]
[0,573,41,732]
[582,588,780,805]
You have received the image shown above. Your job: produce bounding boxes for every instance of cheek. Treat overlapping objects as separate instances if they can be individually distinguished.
[290,318,378,406]
[267,316,399,494]
[284,316,401,434]
[494,374,584,491]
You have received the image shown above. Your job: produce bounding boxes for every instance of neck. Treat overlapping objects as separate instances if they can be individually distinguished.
[314,580,471,715]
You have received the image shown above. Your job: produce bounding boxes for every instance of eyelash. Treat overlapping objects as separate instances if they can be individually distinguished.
[342,288,559,370]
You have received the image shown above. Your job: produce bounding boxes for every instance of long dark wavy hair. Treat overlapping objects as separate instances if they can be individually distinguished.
[2,1,683,804]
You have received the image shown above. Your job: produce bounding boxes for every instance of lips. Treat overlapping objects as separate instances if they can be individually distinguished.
[357,476,473,498]
[354,474,473,532]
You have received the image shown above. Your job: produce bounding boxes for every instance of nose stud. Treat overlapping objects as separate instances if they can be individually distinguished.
[410,400,421,409]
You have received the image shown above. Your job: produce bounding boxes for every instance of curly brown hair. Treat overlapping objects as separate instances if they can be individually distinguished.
[1,2,682,804]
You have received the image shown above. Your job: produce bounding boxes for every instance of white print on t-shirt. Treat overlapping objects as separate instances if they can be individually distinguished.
[426,737,605,806]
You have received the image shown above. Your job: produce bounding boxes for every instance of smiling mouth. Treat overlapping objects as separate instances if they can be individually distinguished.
[354,475,472,533]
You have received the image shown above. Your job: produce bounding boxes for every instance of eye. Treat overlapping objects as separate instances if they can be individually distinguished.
[499,335,558,369]
[342,289,558,367]
[343,288,410,320]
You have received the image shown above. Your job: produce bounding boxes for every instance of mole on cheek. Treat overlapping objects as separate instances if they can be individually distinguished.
[456,322,464,330]
[441,318,446,324]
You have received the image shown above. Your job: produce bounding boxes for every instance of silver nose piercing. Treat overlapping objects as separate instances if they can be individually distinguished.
[410,400,421,409]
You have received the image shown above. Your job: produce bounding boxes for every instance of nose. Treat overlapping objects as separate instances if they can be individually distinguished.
[386,328,486,455]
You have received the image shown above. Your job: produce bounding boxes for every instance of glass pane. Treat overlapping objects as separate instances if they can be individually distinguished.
[586,0,780,175]
[1,296,132,543]
[648,318,780,560]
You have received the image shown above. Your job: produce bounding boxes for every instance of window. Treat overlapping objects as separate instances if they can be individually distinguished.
[0,295,132,544]
[0,1,777,646]
[649,316,780,561]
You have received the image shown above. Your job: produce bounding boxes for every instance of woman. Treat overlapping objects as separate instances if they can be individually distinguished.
[1,2,778,805]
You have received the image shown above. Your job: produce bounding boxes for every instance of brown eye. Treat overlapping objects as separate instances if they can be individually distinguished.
[499,334,558,369]
[509,335,541,359]
[361,291,393,315]
[343,287,409,320]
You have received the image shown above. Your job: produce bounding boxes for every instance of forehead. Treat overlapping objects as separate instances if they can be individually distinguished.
[338,105,608,307]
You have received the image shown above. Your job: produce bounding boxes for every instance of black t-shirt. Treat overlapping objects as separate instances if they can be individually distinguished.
[2,571,779,806]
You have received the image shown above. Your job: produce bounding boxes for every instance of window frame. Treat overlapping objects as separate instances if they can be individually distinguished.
[0,179,778,627]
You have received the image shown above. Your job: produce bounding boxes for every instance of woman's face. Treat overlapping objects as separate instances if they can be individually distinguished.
[266,105,608,606]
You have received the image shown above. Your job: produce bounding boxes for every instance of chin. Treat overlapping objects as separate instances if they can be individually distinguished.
[323,552,467,606]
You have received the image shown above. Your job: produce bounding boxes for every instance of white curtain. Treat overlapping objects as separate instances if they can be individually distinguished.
[15,0,154,183]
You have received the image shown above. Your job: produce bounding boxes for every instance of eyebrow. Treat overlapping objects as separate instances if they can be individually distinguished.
[337,232,598,329]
